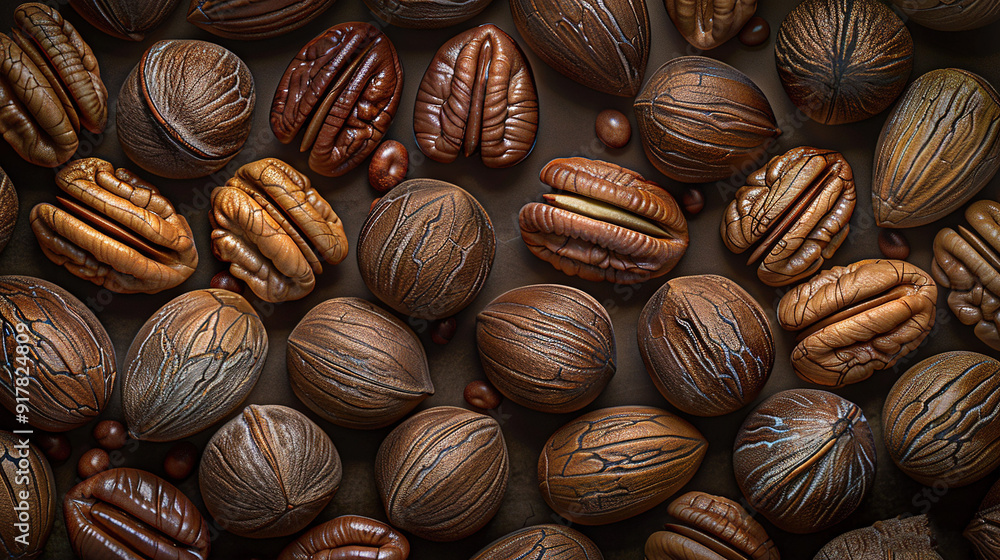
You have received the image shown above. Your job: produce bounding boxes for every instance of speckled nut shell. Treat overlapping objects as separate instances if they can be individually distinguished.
[0,166,18,255]
[815,515,943,559]
[278,515,410,560]
[888,0,1000,31]
[664,0,756,50]
[69,0,179,41]
[1,431,55,560]
[471,525,603,560]
[187,0,335,40]
[966,478,1000,560]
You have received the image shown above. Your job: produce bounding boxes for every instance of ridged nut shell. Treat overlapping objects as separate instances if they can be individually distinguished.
[888,0,1000,31]
[470,524,603,560]
[187,0,335,40]
[69,0,179,41]
[1,432,55,560]
[0,166,18,255]
[966,477,1000,560]
[365,0,494,27]
[664,0,756,50]
[278,515,409,560]
[814,515,942,560]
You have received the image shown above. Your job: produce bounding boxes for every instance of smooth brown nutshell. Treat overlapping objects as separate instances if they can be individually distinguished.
[164,441,199,481]
[464,380,502,410]
[1,431,56,560]
[278,515,410,560]
[369,140,409,192]
[966,478,1000,559]
[69,0,179,41]
[739,16,769,46]
[77,448,110,479]
[364,0,494,27]
[92,420,126,450]
[35,432,70,463]
[358,179,495,320]
[777,259,937,387]
[431,317,457,344]
[0,275,116,431]
[519,157,688,283]
[665,0,756,50]
[889,0,1000,30]
[635,57,781,183]
[596,109,631,149]
[681,188,704,215]
[511,0,649,96]
[210,270,243,294]
[721,147,857,286]
[210,158,349,302]
[538,406,707,525]
[815,515,943,559]
[470,525,603,560]
[733,389,876,534]
[376,406,508,542]
[187,0,335,39]
[879,229,910,260]
[414,24,538,168]
[200,404,342,538]
[874,69,1000,229]
[0,166,17,255]
[272,22,402,177]
[30,158,199,294]
[477,284,616,413]
[65,468,210,560]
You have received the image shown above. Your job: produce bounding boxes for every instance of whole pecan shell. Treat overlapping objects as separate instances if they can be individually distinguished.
[69,0,179,41]
[966,477,1000,560]
[814,515,942,559]
[365,0,494,28]
[721,146,856,286]
[470,525,603,560]
[278,515,410,560]
[0,166,18,255]
[777,259,937,388]
[664,0,756,50]
[888,0,1000,31]
[414,24,538,168]
[187,0,336,40]
[1,432,56,560]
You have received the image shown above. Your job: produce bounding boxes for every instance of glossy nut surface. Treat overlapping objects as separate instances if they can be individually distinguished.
[815,515,942,559]
[369,140,408,192]
[414,24,538,168]
[278,515,410,560]
[365,0,493,27]
[519,157,688,284]
[0,166,18,255]
[777,259,937,388]
[965,478,1000,560]
[665,0,756,50]
[888,0,1000,31]
[1,431,55,560]
[721,147,856,286]
[187,0,335,39]
[470,525,603,560]
[69,0,179,41]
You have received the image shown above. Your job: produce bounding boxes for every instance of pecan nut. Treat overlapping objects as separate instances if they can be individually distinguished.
[69,0,179,41]
[966,478,1000,559]
[664,0,757,50]
[29,158,198,294]
[278,515,410,560]
[365,0,494,28]
[210,158,348,303]
[471,525,602,560]
[889,0,1000,31]
[187,0,335,40]
[817,515,942,559]
[0,165,17,255]
[519,157,688,284]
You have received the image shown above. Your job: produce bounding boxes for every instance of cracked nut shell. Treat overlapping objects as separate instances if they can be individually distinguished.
[0,166,17,255]
[69,0,179,41]
[278,515,409,560]
[1,431,55,560]
[966,478,1000,560]
[471,525,603,560]
[365,0,493,27]
[187,0,335,39]
[888,0,1000,31]
[665,0,756,50]
[815,515,942,559]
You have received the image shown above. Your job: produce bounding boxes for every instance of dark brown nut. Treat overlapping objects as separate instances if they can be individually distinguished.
[464,380,501,410]
[721,147,856,286]
[470,525,603,560]
[278,515,410,560]
[733,389,876,534]
[775,0,912,125]
[966,478,1000,559]
[431,317,457,344]
[879,229,910,260]
[873,69,1000,228]
[358,179,495,320]
[35,432,70,463]
[123,289,268,442]
[164,441,199,481]
[739,16,769,46]
[538,406,707,525]
[1,431,56,560]
[0,3,108,167]
[510,0,649,97]
[364,0,493,28]
[595,109,630,149]
[92,420,126,450]
[69,0,179,41]
[376,406,508,541]
[271,23,402,177]
[681,188,704,215]
[414,25,537,169]
[889,0,1000,31]
[369,140,408,192]
[815,515,942,559]
[210,270,244,294]
[638,275,773,417]
[0,166,17,255]
[519,157,688,284]
[0,275,115,431]
[210,158,349,303]
[187,0,335,40]
[287,297,433,429]
[635,57,781,183]
[200,404,342,538]
[777,259,937,388]
[118,39,255,179]
[29,158,199,294]
[77,448,110,479]
[65,468,210,560]
[664,0,756,50]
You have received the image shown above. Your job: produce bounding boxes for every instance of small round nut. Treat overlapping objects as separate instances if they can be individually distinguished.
[879,229,910,260]
[78,448,111,479]
[369,140,408,192]
[92,420,127,450]
[464,381,502,410]
[595,109,631,148]
[739,16,770,46]
[164,441,199,481]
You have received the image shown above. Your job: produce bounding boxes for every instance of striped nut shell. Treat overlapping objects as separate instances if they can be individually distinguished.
[538,406,707,525]
[210,158,348,303]
[873,68,1000,228]
[470,524,603,560]
[966,477,1000,560]
[664,0,756,50]
[733,389,876,534]
[69,0,178,41]
[376,406,509,542]
[414,24,538,168]
[1,431,55,560]
[721,147,856,287]
[271,22,402,177]
[776,259,937,388]
[888,0,1000,31]
[278,515,409,560]
[364,0,494,28]
[30,158,198,294]
[0,165,17,255]
[883,351,1000,488]
[187,0,335,40]
[815,515,942,560]
[519,157,688,284]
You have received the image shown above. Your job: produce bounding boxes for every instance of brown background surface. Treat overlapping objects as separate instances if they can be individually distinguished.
[0,0,997,558]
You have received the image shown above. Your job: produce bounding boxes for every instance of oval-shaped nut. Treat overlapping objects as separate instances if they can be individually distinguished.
[815,515,942,560]
[470,525,603,560]
[64,468,210,560]
[69,0,179,41]
[889,0,1000,31]
[365,0,493,28]
[414,24,538,168]
[665,0,756,50]
[777,259,937,388]
[635,57,781,183]
[187,0,335,39]
[645,492,779,560]
[272,23,403,177]
[210,158,349,303]
[873,69,1000,228]
[519,157,688,284]
[0,166,18,255]
[538,406,707,525]
[510,0,649,97]
[966,478,1000,560]
[278,515,409,560]
[0,275,115,431]
[1,431,55,560]
[29,158,198,294]
[722,147,856,286]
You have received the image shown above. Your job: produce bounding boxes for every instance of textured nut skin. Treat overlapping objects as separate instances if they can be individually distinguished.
[122,289,268,442]
[287,297,433,429]
[815,515,942,560]
[369,140,408,192]
[635,57,780,183]
[1,432,55,560]
[0,275,115,431]
[365,0,493,27]
[519,157,688,284]
[638,275,773,417]
[278,515,410,560]
[64,468,210,560]
[30,158,198,294]
[966,478,1000,560]
[414,24,538,168]
[0,166,18,255]
[777,259,937,388]
[210,158,348,303]
[510,0,649,97]
[538,406,707,525]
[187,0,335,39]
[199,404,342,539]
[271,22,402,177]
[888,0,1000,30]
[470,524,603,560]
[665,0,756,50]
[476,284,616,413]
[721,147,856,286]
[118,39,255,179]
[873,68,1000,229]
[69,0,179,41]
[733,389,876,534]
[358,179,495,320]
